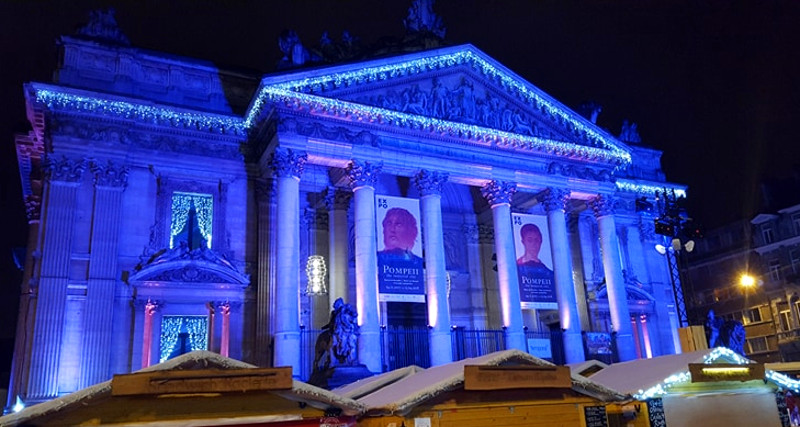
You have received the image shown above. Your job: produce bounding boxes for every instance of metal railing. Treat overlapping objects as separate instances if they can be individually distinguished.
[300,328,323,381]
[300,327,570,379]
[380,325,431,371]
[451,328,507,361]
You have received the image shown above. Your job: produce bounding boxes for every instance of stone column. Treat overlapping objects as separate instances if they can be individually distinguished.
[271,148,307,374]
[481,180,525,351]
[7,195,41,407]
[542,188,585,364]
[591,195,636,361]
[79,161,128,389]
[219,302,231,357]
[27,157,85,401]
[254,179,276,367]
[141,300,159,368]
[325,187,352,309]
[347,160,382,373]
[415,170,453,366]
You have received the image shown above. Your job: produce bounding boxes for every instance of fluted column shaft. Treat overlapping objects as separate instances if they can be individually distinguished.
[254,180,274,366]
[27,158,85,401]
[271,149,307,374]
[481,180,525,351]
[592,195,636,361]
[415,170,452,366]
[79,162,128,389]
[325,188,352,308]
[542,188,584,363]
[348,160,382,373]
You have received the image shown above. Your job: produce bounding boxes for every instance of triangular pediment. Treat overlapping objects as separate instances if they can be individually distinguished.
[247,44,631,166]
[129,245,249,286]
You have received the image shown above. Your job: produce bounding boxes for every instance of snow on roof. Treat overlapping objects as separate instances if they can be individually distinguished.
[356,350,627,416]
[568,359,609,378]
[334,365,425,400]
[588,348,717,395]
[0,351,363,426]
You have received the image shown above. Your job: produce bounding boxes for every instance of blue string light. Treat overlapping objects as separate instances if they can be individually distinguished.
[33,86,245,135]
[616,180,687,198]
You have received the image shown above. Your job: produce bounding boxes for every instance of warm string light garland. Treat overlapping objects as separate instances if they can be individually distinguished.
[633,347,800,400]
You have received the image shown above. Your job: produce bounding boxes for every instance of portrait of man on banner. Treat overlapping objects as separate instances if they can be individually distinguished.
[376,196,425,302]
[513,214,557,309]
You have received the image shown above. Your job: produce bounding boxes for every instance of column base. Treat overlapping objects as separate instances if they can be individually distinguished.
[358,329,382,373]
[273,331,301,376]
[615,332,638,362]
[563,330,586,364]
[504,329,527,352]
[429,329,453,366]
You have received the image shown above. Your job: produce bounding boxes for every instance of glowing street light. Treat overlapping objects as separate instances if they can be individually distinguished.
[739,274,756,289]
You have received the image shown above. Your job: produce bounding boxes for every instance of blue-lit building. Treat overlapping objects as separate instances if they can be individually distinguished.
[9,9,687,407]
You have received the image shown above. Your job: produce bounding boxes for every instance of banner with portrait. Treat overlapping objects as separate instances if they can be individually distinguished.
[376,195,425,302]
[512,213,557,309]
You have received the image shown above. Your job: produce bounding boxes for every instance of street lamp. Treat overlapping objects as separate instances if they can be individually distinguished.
[645,188,702,328]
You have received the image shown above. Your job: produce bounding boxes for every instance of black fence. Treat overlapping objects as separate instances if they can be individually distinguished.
[299,327,578,380]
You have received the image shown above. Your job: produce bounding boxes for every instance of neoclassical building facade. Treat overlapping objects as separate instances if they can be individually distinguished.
[10,17,686,406]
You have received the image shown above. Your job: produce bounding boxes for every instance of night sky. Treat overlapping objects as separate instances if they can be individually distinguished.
[0,0,799,357]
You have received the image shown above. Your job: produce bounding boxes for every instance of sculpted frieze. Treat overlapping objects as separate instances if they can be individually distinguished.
[278,118,377,146]
[52,120,243,160]
[346,75,560,141]
[547,162,613,182]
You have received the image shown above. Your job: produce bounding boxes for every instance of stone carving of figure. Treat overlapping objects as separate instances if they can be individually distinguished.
[430,78,449,118]
[512,109,534,135]
[311,298,359,380]
[706,309,746,355]
[76,8,130,46]
[454,77,476,121]
[277,29,320,69]
[619,120,642,143]
[579,101,603,124]
[404,0,446,39]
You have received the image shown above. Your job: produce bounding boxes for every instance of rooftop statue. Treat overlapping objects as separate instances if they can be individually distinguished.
[277,29,321,69]
[75,8,131,46]
[578,101,603,124]
[404,0,446,39]
[619,120,642,143]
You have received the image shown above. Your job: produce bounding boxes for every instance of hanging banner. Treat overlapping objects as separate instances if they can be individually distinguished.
[512,213,557,309]
[376,195,425,302]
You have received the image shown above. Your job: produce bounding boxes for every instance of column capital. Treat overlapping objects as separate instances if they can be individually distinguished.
[90,160,129,189]
[590,194,616,218]
[143,299,163,314]
[270,148,307,179]
[414,170,449,196]
[324,186,352,210]
[43,156,86,183]
[541,187,570,213]
[481,180,516,206]
[346,160,382,189]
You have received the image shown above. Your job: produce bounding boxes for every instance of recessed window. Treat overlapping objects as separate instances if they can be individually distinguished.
[746,336,769,353]
[743,307,762,324]
[769,259,781,282]
[170,192,213,249]
[762,225,774,244]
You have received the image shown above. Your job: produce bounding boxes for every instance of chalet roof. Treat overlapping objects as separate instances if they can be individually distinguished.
[0,351,364,427]
[354,349,627,416]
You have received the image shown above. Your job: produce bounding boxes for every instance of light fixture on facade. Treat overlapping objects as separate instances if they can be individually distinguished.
[305,255,328,295]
